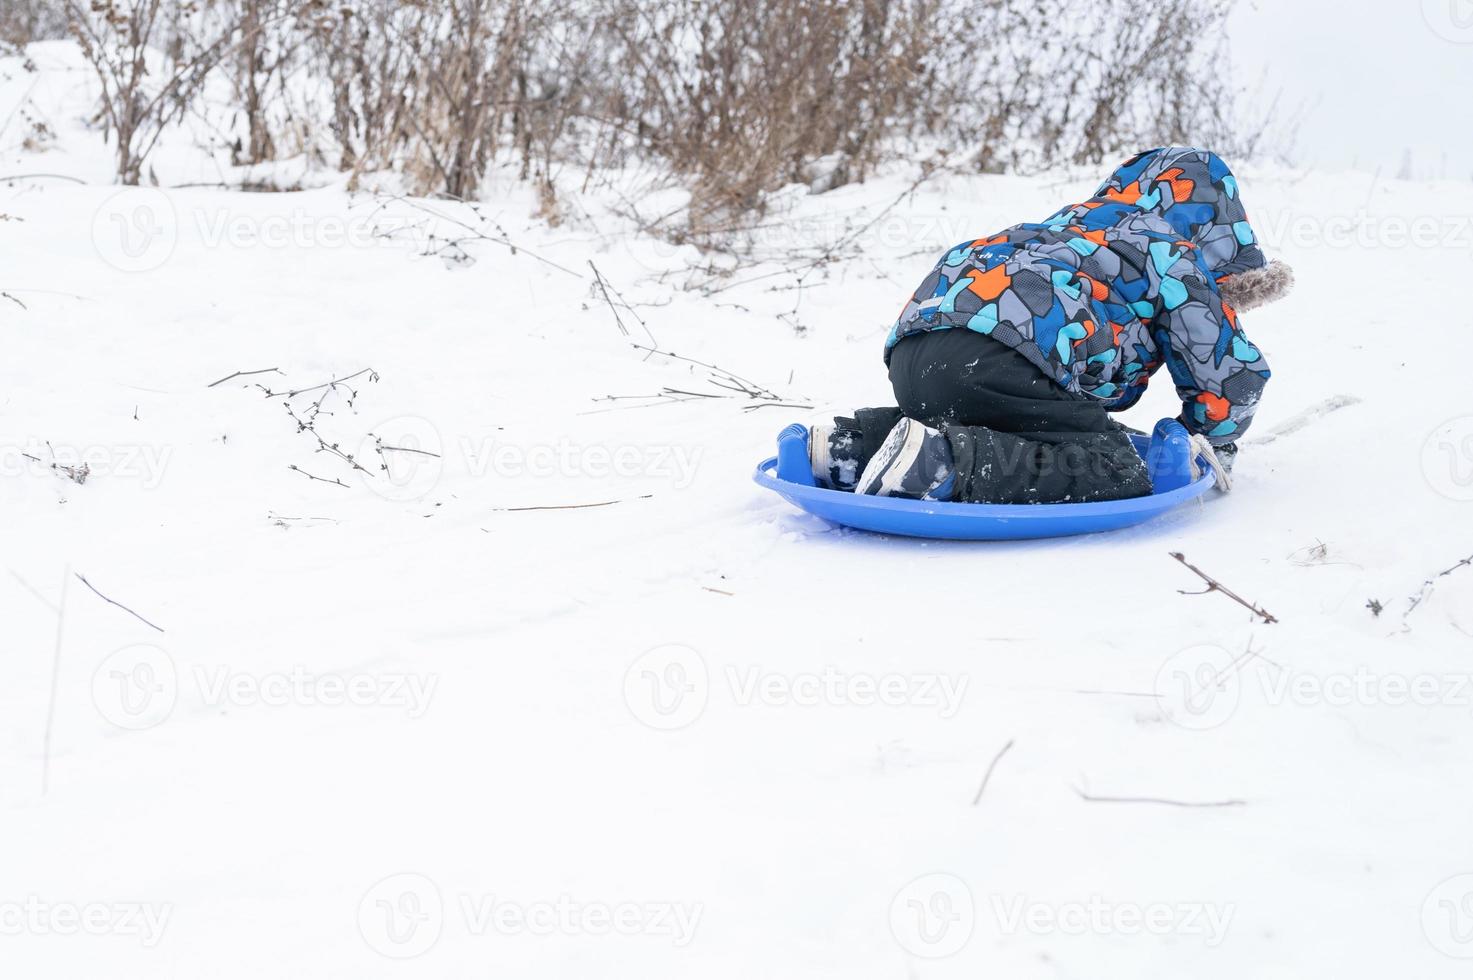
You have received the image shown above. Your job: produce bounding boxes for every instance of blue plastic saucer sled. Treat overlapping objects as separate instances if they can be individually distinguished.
[753,421,1217,541]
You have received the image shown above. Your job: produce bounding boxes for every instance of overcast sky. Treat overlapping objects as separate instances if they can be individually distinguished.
[1229,0,1473,178]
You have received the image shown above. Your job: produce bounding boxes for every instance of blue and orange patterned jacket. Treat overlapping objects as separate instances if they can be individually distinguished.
[885,147,1271,443]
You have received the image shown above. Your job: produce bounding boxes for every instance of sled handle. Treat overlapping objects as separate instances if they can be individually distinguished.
[775,423,817,487]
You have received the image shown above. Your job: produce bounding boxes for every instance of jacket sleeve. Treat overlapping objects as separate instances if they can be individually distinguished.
[1146,237,1271,444]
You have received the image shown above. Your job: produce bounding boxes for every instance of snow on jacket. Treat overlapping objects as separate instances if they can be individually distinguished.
[885,147,1272,443]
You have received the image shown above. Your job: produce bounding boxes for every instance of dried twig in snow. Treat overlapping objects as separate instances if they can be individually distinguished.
[972,739,1016,806]
[1170,552,1279,625]
[1073,785,1246,808]
[1406,552,1473,620]
[75,573,165,633]
[207,367,283,388]
[494,494,653,512]
[288,464,350,488]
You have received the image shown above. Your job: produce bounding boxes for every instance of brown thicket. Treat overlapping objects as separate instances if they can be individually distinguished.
[31,0,1257,227]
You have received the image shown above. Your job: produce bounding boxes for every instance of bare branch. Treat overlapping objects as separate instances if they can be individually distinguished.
[288,464,350,489]
[1073,786,1246,809]
[1406,551,1473,620]
[588,260,658,346]
[494,494,653,512]
[207,367,282,388]
[75,573,165,633]
[1170,552,1279,625]
[42,567,69,796]
[972,739,1015,806]
[262,367,378,402]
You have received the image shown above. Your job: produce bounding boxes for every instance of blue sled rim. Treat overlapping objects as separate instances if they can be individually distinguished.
[753,433,1218,541]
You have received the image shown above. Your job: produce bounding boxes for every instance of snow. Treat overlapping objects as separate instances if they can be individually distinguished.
[4,42,1473,980]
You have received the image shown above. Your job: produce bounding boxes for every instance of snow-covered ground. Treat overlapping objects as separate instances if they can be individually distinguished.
[4,42,1473,980]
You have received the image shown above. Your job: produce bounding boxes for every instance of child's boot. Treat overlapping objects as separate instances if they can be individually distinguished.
[855,417,956,500]
[809,418,865,491]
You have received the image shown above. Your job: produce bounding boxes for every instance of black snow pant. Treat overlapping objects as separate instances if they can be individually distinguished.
[857,329,1152,504]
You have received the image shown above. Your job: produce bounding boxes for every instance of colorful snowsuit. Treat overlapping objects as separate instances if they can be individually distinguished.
[884,147,1271,444]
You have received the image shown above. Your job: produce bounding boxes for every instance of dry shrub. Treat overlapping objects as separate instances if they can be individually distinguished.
[934,0,1247,172]
[1,0,70,46]
[66,0,255,183]
[587,0,936,231]
[295,0,533,194]
[50,0,1262,227]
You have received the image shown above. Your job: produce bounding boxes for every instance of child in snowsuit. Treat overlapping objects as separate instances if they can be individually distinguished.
[814,146,1293,503]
